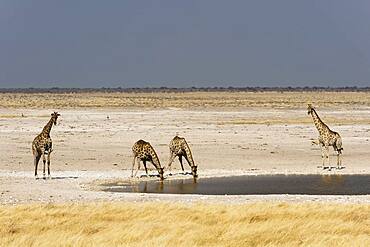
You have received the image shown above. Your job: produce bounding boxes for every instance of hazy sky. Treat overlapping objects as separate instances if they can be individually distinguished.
[1,0,370,88]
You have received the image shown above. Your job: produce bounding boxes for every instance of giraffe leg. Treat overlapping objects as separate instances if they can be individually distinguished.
[143,160,149,176]
[337,152,341,169]
[179,156,185,173]
[133,158,141,178]
[34,154,41,178]
[42,153,46,178]
[47,152,51,178]
[131,156,136,177]
[325,145,330,171]
[320,145,326,169]
[336,149,342,169]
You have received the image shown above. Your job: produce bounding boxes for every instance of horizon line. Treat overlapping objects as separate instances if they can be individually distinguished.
[0,86,369,93]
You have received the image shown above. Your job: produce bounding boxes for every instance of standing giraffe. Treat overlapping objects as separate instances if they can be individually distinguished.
[32,112,60,178]
[131,140,164,180]
[307,104,343,170]
[167,136,198,178]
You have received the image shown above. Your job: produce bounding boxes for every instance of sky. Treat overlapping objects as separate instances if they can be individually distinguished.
[1,0,370,88]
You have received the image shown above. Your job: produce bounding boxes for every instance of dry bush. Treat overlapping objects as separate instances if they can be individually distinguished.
[0,202,369,246]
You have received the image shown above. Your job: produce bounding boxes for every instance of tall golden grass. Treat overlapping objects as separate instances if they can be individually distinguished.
[0,202,369,246]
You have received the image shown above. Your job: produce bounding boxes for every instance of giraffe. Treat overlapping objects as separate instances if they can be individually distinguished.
[32,112,60,178]
[167,135,198,178]
[131,140,164,180]
[307,104,343,170]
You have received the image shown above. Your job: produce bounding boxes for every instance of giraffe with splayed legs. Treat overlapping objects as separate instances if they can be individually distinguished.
[32,112,60,178]
[307,104,343,170]
[131,140,164,180]
[167,136,198,178]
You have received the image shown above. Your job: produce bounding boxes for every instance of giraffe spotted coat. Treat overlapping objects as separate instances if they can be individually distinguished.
[32,112,60,178]
[131,140,164,180]
[167,136,197,178]
[307,104,343,169]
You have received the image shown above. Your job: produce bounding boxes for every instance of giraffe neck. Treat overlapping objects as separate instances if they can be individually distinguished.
[41,117,54,137]
[150,149,161,168]
[310,109,327,135]
[184,143,195,167]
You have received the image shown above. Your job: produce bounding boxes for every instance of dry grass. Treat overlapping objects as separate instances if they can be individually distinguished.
[216,117,370,125]
[0,202,369,246]
[1,91,370,109]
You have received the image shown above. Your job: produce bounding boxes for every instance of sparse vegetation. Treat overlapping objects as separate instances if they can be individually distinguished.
[216,117,370,126]
[1,91,370,108]
[0,202,369,246]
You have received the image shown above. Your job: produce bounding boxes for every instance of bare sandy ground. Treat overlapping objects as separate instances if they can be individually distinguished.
[0,107,369,205]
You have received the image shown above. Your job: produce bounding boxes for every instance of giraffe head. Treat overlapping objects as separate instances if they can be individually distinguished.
[307,104,314,115]
[158,167,164,180]
[51,112,61,125]
[191,166,198,178]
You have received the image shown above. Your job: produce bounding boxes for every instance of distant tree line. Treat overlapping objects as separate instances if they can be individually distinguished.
[0,86,369,93]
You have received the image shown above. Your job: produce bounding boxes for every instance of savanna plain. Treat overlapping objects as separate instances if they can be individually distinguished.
[0,91,369,246]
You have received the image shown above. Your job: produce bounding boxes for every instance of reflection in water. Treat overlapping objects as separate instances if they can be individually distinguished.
[139,179,199,194]
[321,174,344,186]
[172,178,198,194]
[134,181,165,193]
[102,175,370,195]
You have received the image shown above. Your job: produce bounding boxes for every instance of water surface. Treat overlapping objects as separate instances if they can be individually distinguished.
[102,175,370,195]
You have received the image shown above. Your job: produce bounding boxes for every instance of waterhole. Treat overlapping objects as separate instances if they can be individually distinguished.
[101,175,370,195]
